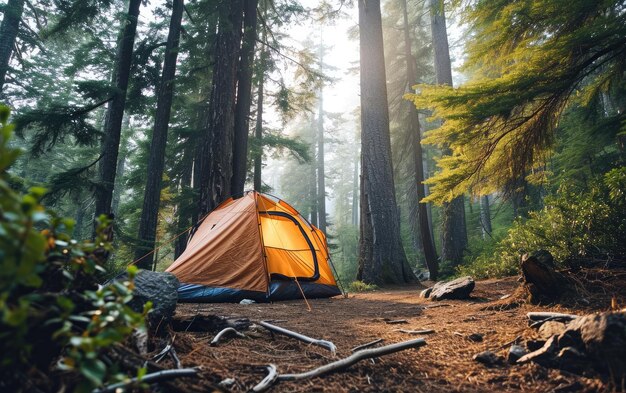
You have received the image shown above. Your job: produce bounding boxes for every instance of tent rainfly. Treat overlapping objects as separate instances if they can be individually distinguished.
[166,191,342,302]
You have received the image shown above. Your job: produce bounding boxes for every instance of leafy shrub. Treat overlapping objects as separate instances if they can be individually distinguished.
[0,106,149,392]
[459,169,626,279]
[348,280,379,292]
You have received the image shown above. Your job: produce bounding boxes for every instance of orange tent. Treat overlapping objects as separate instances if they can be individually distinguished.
[166,191,342,302]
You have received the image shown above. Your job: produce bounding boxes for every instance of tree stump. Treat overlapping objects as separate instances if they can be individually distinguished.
[520,250,572,304]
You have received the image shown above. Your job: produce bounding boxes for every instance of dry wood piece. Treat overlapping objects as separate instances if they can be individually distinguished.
[520,251,575,304]
[92,368,199,393]
[384,319,408,325]
[278,338,427,382]
[396,329,435,335]
[210,327,247,346]
[527,312,579,323]
[252,338,427,391]
[251,364,278,392]
[153,343,173,363]
[169,347,182,369]
[424,303,452,309]
[259,321,337,355]
[351,338,384,352]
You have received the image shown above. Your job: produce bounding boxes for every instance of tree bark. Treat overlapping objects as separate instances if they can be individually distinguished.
[174,147,194,259]
[253,64,264,191]
[0,0,24,94]
[95,0,142,218]
[316,41,326,233]
[231,0,258,196]
[197,1,244,216]
[401,0,438,279]
[351,148,359,226]
[429,0,467,264]
[357,0,417,285]
[134,0,184,267]
[480,194,492,239]
[309,132,318,226]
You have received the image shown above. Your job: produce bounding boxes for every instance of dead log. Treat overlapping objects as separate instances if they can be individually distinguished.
[210,327,247,346]
[251,364,278,392]
[351,339,384,352]
[92,368,199,393]
[258,321,337,355]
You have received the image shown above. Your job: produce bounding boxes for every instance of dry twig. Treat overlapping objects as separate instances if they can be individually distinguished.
[259,321,337,355]
[92,368,199,393]
[210,327,247,346]
[351,338,384,352]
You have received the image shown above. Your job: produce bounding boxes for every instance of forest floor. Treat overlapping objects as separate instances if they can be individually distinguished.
[165,273,625,392]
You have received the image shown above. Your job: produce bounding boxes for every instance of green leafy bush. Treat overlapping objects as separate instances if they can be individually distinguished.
[459,169,626,279]
[348,280,379,292]
[0,106,149,392]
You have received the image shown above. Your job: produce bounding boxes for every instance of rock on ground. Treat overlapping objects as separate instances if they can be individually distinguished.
[427,276,475,301]
[519,311,626,384]
[125,270,180,326]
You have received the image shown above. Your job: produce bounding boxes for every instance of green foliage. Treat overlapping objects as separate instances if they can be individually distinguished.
[459,170,626,278]
[348,280,379,292]
[0,108,148,391]
[406,0,626,204]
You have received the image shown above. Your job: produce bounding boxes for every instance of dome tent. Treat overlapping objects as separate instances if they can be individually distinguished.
[166,191,342,302]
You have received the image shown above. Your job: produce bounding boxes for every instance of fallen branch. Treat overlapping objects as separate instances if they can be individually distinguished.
[93,368,199,393]
[259,321,336,355]
[495,335,522,351]
[251,364,278,392]
[351,338,384,352]
[210,327,247,346]
[153,343,173,363]
[527,312,579,323]
[424,304,452,309]
[252,338,426,391]
[396,329,435,335]
[384,319,408,325]
[169,347,182,369]
[278,338,426,382]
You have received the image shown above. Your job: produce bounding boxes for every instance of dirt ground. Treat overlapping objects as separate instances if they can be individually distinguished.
[162,275,624,392]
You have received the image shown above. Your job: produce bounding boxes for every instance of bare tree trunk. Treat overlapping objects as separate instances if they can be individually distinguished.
[174,147,194,259]
[135,0,184,267]
[252,51,266,191]
[197,1,243,216]
[430,0,467,264]
[357,0,417,285]
[309,132,318,226]
[401,0,438,279]
[351,148,359,226]
[0,0,24,94]
[95,0,142,219]
[479,195,492,239]
[111,116,130,216]
[231,0,258,196]
[316,41,327,233]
